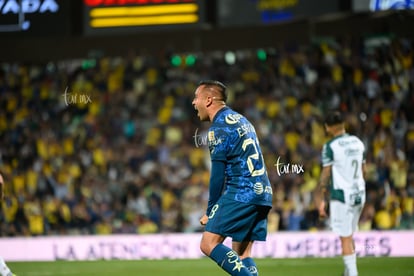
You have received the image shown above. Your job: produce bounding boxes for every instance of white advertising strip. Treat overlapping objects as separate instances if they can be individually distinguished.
[0,231,413,261]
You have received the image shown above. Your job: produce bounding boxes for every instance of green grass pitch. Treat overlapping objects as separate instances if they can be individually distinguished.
[9,257,414,276]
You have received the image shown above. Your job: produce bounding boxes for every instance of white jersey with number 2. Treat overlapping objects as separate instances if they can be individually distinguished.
[322,133,366,204]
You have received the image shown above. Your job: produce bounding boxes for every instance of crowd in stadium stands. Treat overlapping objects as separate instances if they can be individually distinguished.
[0,36,413,237]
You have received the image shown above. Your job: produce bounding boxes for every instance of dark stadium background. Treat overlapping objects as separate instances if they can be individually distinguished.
[1,0,414,62]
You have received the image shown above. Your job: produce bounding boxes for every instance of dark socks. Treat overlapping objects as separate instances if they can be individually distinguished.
[209,244,252,275]
[242,257,258,275]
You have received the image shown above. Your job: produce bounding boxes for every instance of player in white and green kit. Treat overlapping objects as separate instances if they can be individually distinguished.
[315,111,366,276]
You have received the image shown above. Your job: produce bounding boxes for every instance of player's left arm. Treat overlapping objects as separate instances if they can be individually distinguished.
[200,160,226,226]
[206,160,225,215]
[316,165,331,218]
[362,162,367,180]
[362,146,367,180]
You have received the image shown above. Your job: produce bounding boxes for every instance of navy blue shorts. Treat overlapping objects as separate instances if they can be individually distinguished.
[205,195,271,242]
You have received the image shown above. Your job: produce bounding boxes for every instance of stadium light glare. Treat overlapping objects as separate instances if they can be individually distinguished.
[89,3,199,27]
[224,51,236,65]
[90,4,198,17]
[171,55,182,67]
[82,59,96,69]
[185,54,196,66]
[91,14,198,27]
[257,49,267,61]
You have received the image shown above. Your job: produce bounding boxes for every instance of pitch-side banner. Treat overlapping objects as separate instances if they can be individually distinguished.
[0,231,413,261]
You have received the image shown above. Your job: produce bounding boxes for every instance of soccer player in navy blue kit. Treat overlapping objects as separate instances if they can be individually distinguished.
[192,80,273,276]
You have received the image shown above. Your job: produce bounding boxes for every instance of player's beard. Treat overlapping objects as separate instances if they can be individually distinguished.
[198,110,209,121]
[195,106,207,121]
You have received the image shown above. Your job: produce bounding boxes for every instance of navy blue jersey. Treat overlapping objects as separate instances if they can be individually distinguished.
[208,107,273,207]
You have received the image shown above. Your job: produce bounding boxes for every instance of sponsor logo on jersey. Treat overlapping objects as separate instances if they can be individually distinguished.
[225,113,243,124]
[208,130,215,142]
[254,183,273,195]
[345,148,360,156]
[338,139,358,146]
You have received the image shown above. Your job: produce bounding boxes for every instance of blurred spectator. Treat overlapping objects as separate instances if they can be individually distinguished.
[374,203,393,230]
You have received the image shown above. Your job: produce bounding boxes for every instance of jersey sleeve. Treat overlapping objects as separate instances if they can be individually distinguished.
[321,143,333,167]
[208,126,230,162]
[206,160,226,215]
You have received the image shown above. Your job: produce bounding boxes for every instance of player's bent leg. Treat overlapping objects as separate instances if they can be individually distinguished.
[200,231,226,256]
[201,232,253,275]
[241,257,258,276]
[233,241,258,276]
[232,240,253,258]
[209,244,253,276]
